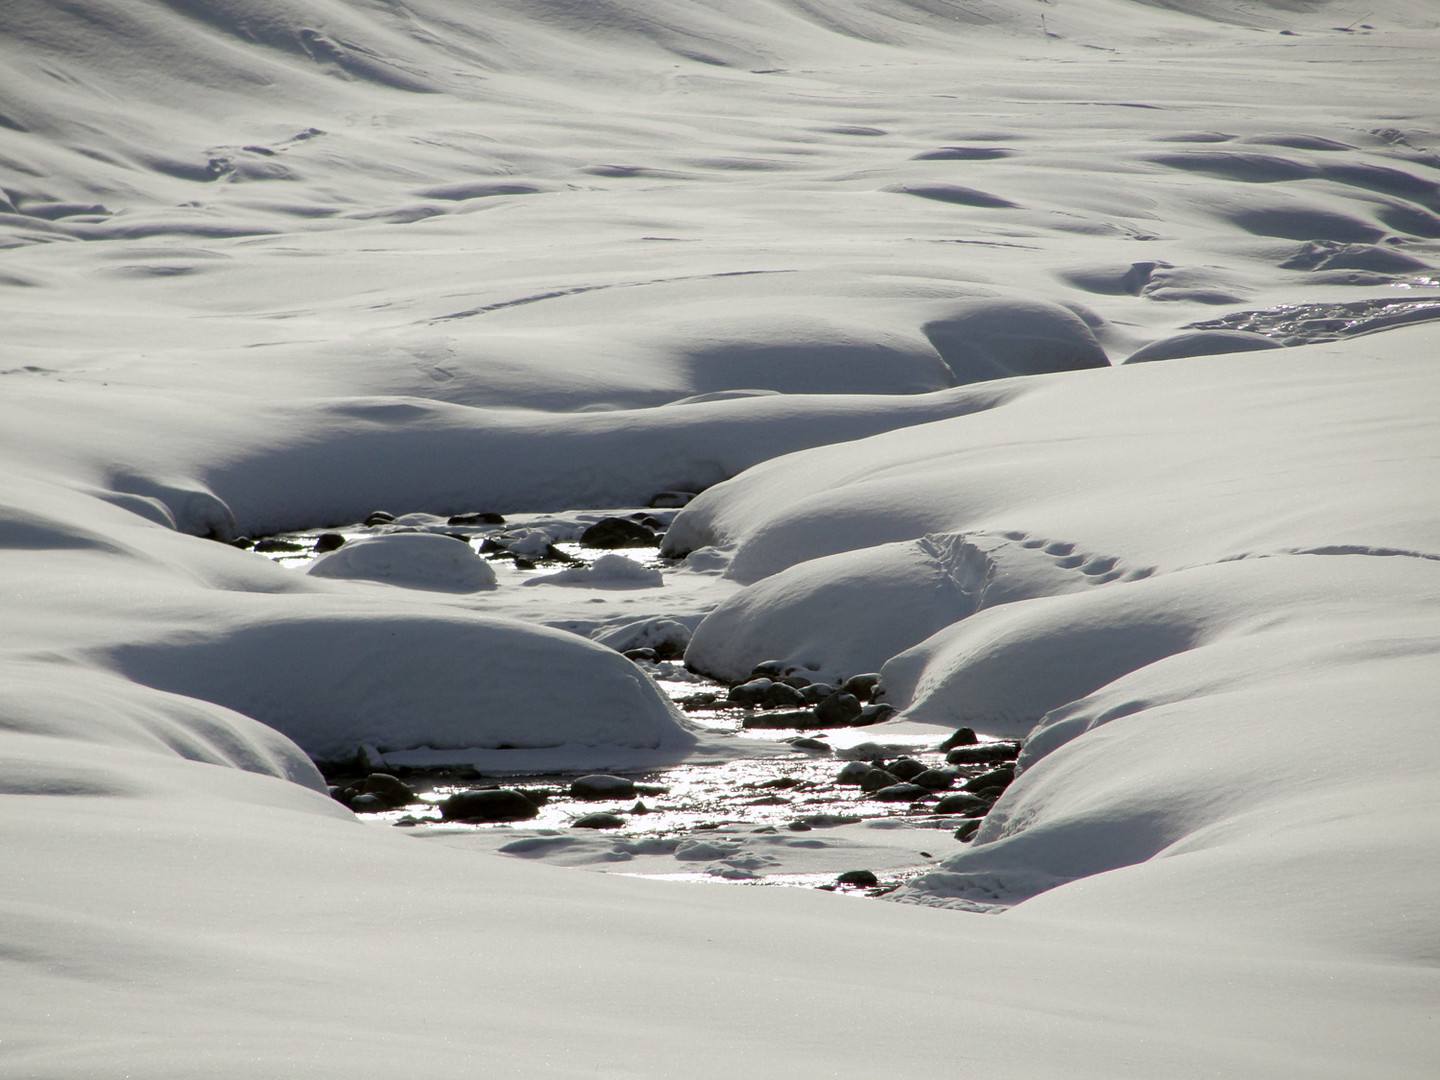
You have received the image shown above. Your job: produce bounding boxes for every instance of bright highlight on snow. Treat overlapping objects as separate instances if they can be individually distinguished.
[2,0,1438,1075]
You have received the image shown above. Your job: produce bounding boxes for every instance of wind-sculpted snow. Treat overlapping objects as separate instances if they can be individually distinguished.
[4,0,1440,1074]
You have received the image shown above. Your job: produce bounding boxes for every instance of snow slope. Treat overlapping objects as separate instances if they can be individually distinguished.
[3,0,1439,1075]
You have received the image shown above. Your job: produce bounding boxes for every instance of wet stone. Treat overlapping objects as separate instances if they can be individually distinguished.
[742,708,823,730]
[836,761,875,785]
[448,511,505,525]
[579,517,657,548]
[939,727,979,751]
[841,673,880,701]
[360,772,416,806]
[814,691,862,726]
[947,741,1021,765]
[837,870,879,887]
[441,788,540,823]
[859,768,901,793]
[572,812,626,829]
[962,765,1016,794]
[933,792,991,815]
[728,678,774,706]
[868,782,930,803]
[364,510,395,526]
[788,737,831,753]
[910,768,957,791]
[763,682,806,709]
[799,682,836,705]
[571,774,637,800]
[313,532,346,553]
[885,757,927,782]
[855,703,896,725]
[955,820,982,842]
[348,793,389,813]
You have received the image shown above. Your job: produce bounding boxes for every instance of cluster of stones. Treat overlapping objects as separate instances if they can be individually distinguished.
[232,498,688,567]
[328,770,419,813]
[834,727,1020,841]
[680,661,896,730]
[438,774,669,827]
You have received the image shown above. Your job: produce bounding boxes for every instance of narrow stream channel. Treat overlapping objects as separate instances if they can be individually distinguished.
[245,504,1018,894]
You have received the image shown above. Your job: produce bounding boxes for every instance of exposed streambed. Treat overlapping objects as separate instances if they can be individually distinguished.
[246,503,1018,894]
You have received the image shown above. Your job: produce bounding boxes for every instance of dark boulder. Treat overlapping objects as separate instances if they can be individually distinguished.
[885,757,927,782]
[313,532,346,553]
[814,691,862,726]
[836,761,875,785]
[448,511,506,525]
[868,782,930,802]
[858,768,901,793]
[570,774,637,800]
[763,682,807,709]
[836,870,879,887]
[572,813,626,829]
[939,727,978,751]
[947,742,1021,765]
[360,772,416,807]
[854,703,896,725]
[911,768,957,791]
[841,673,880,701]
[580,517,657,549]
[742,709,822,729]
[728,678,774,707]
[799,682,836,705]
[962,765,1016,794]
[788,737,831,753]
[440,788,539,822]
[933,792,991,815]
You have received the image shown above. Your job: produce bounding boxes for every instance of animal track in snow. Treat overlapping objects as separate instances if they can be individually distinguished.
[990,529,1153,600]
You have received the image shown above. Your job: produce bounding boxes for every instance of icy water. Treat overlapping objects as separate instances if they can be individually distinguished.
[250,507,1009,893]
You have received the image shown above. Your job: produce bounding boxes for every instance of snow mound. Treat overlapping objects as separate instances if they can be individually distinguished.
[522,553,664,589]
[103,612,695,759]
[307,532,498,592]
[895,556,1440,933]
[685,534,991,682]
[921,298,1109,384]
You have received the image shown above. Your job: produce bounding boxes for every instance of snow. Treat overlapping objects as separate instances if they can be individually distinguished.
[3,0,1440,1074]
[523,551,665,588]
[306,530,499,590]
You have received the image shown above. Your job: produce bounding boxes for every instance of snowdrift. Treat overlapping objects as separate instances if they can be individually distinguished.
[3,0,1440,1075]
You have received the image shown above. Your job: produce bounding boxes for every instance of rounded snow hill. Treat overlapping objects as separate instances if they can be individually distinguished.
[307,532,497,592]
[107,611,696,759]
[522,553,663,589]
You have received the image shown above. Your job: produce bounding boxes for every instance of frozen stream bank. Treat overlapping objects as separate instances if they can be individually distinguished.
[251,502,1022,893]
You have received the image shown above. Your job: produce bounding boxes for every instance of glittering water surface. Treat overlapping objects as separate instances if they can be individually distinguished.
[1189,292,1440,344]
[255,506,1009,891]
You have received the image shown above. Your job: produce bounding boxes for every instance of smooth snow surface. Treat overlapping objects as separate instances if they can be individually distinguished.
[3,0,1440,1075]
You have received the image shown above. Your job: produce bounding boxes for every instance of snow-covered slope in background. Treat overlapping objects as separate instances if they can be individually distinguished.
[3,0,1439,1075]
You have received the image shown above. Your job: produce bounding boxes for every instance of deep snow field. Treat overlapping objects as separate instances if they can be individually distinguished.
[3,0,1440,1075]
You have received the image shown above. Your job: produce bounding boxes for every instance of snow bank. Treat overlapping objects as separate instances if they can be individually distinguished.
[4,0,1440,1074]
[103,610,693,759]
[307,531,498,591]
[685,533,990,682]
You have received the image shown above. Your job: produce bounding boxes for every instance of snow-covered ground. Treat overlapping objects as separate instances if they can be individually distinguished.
[3,0,1439,1075]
